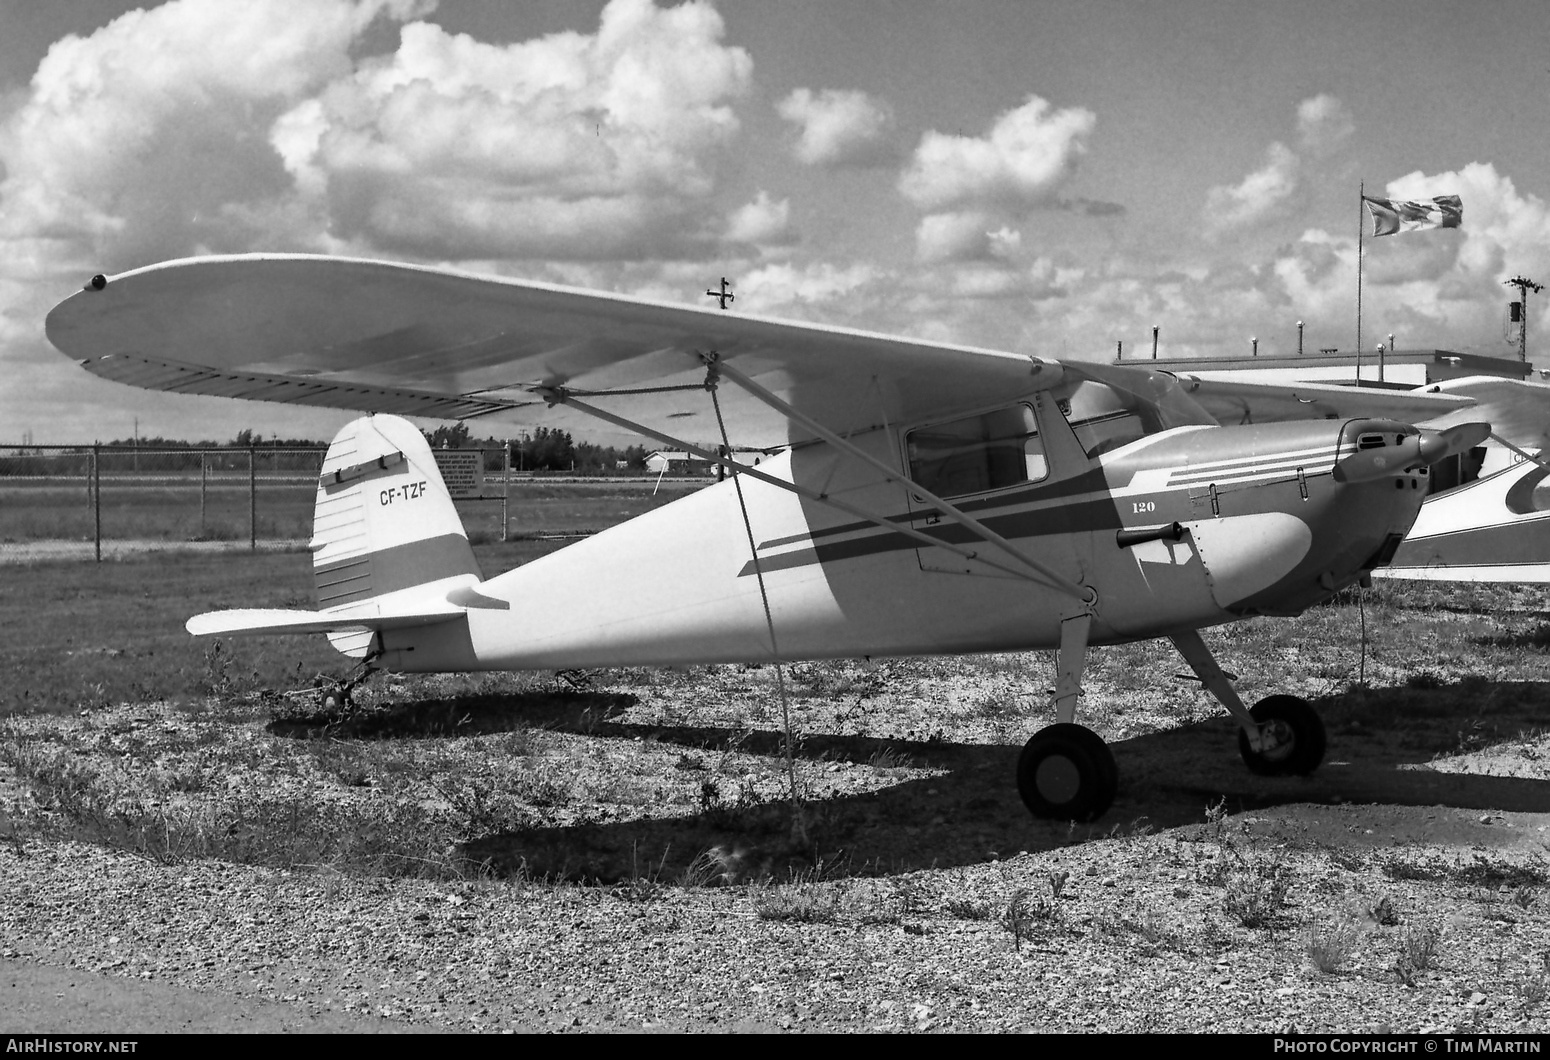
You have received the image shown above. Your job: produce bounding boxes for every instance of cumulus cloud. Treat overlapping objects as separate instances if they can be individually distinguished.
[776,87,895,168]
[898,157,1550,365]
[725,190,792,246]
[1389,163,1548,278]
[738,260,879,313]
[1024,256,1069,301]
[898,95,1096,213]
[1202,94,1357,236]
[1270,230,1352,319]
[912,211,1026,265]
[900,95,1094,264]
[0,0,429,272]
[277,0,754,259]
[987,226,1022,259]
[915,211,992,264]
[942,264,1029,300]
[1202,141,1300,234]
[1296,93,1354,156]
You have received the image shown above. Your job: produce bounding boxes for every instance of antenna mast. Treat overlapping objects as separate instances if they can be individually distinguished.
[1505,275,1543,363]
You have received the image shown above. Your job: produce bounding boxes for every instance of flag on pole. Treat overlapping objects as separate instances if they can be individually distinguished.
[1362,194,1462,237]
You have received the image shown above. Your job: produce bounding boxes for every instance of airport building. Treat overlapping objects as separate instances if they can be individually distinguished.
[1112,347,1533,388]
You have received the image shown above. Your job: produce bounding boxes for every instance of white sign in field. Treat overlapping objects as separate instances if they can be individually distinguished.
[432,450,490,499]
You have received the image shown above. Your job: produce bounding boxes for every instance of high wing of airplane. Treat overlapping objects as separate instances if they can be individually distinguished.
[46,254,1492,821]
[1167,371,1550,582]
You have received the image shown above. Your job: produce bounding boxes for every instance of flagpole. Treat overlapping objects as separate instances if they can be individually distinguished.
[1356,180,1364,382]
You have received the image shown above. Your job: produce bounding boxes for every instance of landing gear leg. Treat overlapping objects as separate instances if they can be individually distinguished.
[1169,629,1326,776]
[1017,612,1118,821]
[318,638,383,712]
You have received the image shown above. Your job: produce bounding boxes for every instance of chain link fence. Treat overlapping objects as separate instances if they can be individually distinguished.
[0,443,694,562]
[0,445,327,562]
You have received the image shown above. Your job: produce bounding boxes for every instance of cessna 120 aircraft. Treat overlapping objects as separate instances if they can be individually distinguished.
[45,254,1530,821]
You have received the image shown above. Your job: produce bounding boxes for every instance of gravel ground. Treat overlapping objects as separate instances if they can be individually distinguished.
[2,800,1548,1032]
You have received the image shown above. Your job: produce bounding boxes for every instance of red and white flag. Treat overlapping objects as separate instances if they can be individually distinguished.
[1363,194,1462,237]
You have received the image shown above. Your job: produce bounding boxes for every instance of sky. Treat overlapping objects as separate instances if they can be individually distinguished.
[3,0,1549,444]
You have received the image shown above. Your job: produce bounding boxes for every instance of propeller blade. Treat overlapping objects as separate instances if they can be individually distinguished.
[1332,421,1491,484]
[1331,436,1422,483]
[1415,421,1490,465]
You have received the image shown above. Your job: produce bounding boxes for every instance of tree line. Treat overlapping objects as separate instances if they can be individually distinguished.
[5,425,656,478]
[98,424,654,473]
[99,429,328,448]
[425,423,648,474]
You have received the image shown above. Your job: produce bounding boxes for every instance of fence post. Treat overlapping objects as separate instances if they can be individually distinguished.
[200,450,208,537]
[502,442,510,542]
[92,442,101,563]
[249,444,256,551]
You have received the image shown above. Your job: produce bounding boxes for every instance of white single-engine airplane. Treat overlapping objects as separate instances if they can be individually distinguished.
[46,255,1526,821]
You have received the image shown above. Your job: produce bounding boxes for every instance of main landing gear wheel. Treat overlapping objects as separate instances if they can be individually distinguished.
[1017,723,1118,821]
[1237,695,1326,776]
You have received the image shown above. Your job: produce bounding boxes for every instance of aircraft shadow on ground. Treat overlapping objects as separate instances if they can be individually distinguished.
[264,689,639,740]
[1473,624,1550,650]
[269,680,1550,882]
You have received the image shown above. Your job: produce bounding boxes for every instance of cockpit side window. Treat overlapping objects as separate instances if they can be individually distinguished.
[906,404,1045,498]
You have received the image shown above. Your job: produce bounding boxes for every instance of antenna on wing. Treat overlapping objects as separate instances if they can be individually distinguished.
[706,277,734,310]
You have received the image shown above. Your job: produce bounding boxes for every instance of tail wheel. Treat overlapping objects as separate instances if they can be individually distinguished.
[1017,723,1118,821]
[1237,694,1326,776]
[320,684,351,712]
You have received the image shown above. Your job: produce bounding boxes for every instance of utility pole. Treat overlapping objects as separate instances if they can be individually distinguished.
[706,277,735,310]
[1505,275,1543,362]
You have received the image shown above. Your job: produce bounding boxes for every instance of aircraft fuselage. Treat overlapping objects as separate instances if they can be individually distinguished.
[375,414,1426,673]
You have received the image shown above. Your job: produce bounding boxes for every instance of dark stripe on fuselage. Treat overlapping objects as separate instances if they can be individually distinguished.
[755,466,1115,551]
[739,495,1125,577]
[314,532,481,607]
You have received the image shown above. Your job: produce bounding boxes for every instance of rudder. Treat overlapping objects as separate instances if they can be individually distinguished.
[313,415,482,656]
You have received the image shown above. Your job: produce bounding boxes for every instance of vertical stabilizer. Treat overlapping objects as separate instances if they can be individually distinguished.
[313,415,482,656]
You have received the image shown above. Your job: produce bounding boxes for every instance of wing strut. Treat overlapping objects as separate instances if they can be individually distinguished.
[704,356,1093,604]
[536,386,1076,592]
[1491,433,1550,475]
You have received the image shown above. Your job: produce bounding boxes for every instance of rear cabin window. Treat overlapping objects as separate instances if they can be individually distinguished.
[906,404,1046,498]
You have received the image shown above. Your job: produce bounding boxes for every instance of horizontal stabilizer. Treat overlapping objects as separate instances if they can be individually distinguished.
[187,606,465,637]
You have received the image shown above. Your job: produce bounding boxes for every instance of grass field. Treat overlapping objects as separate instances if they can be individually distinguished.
[0,476,702,551]
[0,540,576,712]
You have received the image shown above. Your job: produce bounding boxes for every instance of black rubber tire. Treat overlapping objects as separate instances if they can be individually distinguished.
[1237,694,1326,776]
[1016,723,1119,821]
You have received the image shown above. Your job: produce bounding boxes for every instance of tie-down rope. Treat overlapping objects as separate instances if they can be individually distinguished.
[707,371,809,847]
